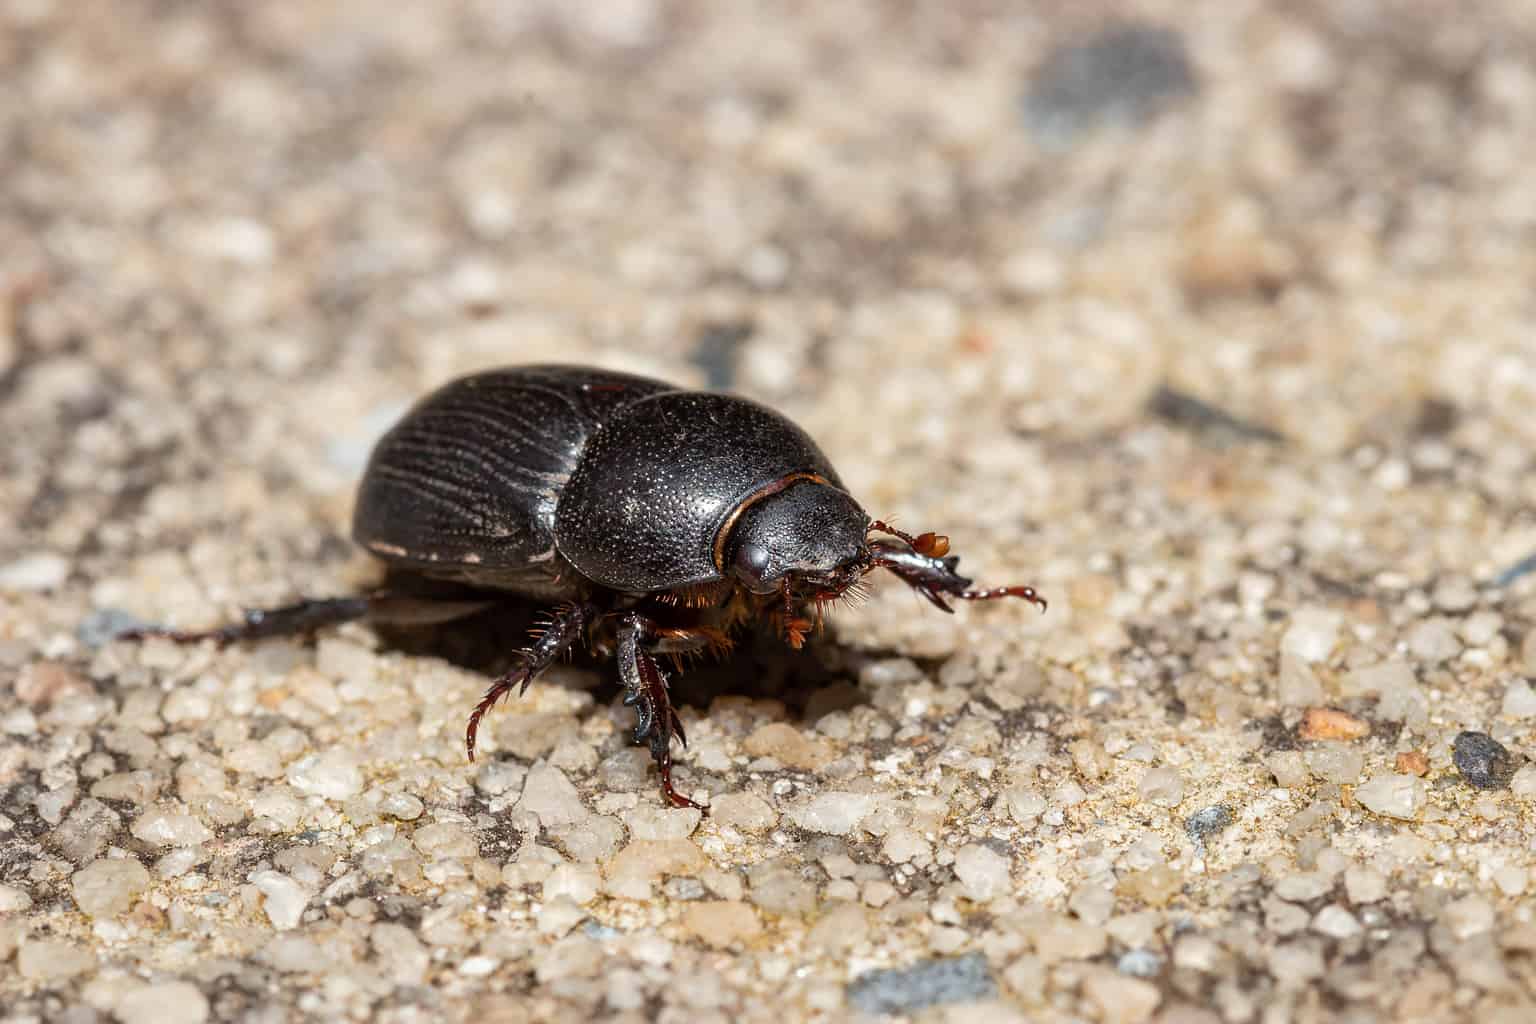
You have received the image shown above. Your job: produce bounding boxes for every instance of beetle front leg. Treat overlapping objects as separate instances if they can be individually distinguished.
[465,600,598,762]
[615,612,706,811]
[869,542,1047,614]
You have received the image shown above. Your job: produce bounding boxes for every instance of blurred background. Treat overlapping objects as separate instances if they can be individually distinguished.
[5,0,1535,587]
[0,0,1533,647]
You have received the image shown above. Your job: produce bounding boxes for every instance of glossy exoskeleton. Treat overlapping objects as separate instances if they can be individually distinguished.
[124,365,1046,808]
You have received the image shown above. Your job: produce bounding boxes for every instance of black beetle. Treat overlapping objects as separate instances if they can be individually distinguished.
[125,364,1045,808]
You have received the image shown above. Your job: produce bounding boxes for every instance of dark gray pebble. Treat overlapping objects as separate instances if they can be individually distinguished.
[76,608,148,649]
[847,953,997,1015]
[1185,804,1234,842]
[1452,731,1516,790]
[690,320,754,390]
[1117,949,1163,977]
[1023,23,1197,146]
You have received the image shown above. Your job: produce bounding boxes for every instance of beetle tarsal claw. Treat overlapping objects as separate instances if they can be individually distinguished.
[631,696,656,743]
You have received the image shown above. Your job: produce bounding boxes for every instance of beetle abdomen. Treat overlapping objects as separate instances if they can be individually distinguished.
[353,365,672,580]
[554,391,844,592]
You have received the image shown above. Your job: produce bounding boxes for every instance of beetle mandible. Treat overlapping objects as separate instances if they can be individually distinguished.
[125,365,1046,809]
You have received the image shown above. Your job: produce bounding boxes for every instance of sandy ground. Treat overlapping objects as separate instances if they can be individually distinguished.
[5,1,1536,1021]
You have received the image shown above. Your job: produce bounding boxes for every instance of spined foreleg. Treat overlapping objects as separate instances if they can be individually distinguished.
[868,531,1047,615]
[615,612,706,811]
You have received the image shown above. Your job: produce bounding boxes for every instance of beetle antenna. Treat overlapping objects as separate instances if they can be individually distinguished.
[868,519,950,558]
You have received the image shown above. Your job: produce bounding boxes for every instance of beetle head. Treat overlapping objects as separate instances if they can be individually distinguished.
[723,481,869,598]
[723,488,1047,648]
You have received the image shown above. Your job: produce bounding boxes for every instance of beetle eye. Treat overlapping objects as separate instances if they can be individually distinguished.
[732,542,774,589]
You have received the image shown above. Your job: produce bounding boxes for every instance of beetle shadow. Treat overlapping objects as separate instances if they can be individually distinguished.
[371,590,870,726]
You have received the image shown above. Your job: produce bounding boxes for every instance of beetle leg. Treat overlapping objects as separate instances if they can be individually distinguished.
[465,600,597,762]
[117,591,498,647]
[615,612,706,812]
[869,542,1047,614]
[652,624,733,672]
[779,581,815,649]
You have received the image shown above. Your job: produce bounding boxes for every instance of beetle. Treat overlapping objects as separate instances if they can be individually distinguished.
[124,364,1046,808]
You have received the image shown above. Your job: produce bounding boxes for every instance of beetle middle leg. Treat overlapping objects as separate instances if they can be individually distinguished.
[465,600,598,762]
[615,612,707,811]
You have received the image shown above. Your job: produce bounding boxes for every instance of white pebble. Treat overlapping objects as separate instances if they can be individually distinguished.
[1138,766,1185,807]
[411,822,478,859]
[114,981,209,1024]
[225,741,283,779]
[1305,744,1363,785]
[543,863,601,905]
[1311,905,1362,939]
[0,883,33,912]
[1460,610,1503,647]
[786,792,878,836]
[1266,751,1308,789]
[1268,941,1325,986]
[1514,764,1536,800]
[881,828,931,865]
[1173,934,1220,971]
[624,806,702,840]
[1274,873,1332,902]
[3,707,38,736]
[371,923,429,986]
[17,939,94,981]
[250,870,310,930]
[250,789,305,831]
[1494,865,1528,896]
[1345,660,1416,697]
[475,760,527,796]
[1502,680,1536,718]
[1276,653,1325,707]
[0,552,70,591]
[35,786,75,825]
[1080,969,1161,1024]
[1068,883,1115,925]
[131,808,213,847]
[952,844,1012,903]
[1406,619,1461,663]
[1281,607,1342,662]
[161,688,213,724]
[515,761,588,826]
[202,216,274,265]
[1442,895,1495,939]
[1344,866,1387,904]
[1053,781,1088,807]
[1004,787,1047,824]
[262,934,326,972]
[72,858,151,918]
[286,749,363,800]
[536,897,587,938]
[379,793,425,820]
[1355,773,1426,820]
[1431,576,1478,613]
[157,848,202,879]
[458,955,501,977]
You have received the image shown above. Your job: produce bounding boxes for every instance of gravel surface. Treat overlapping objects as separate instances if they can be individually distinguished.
[6,2,1536,1022]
